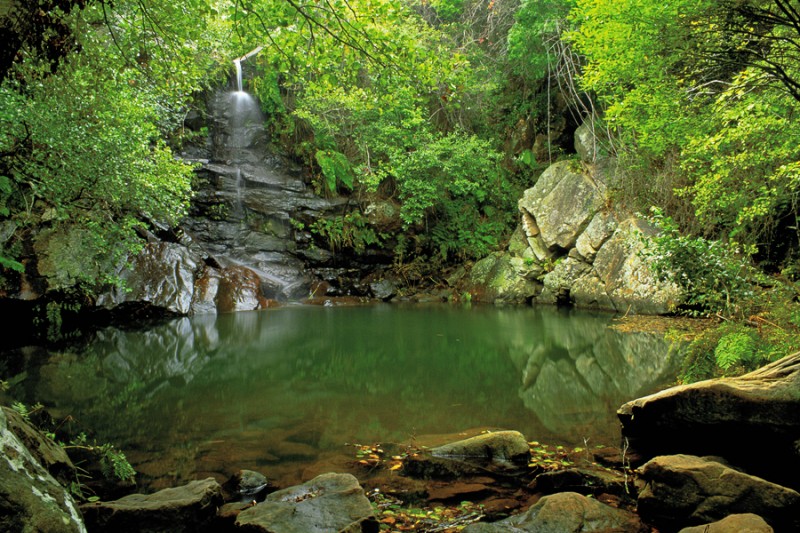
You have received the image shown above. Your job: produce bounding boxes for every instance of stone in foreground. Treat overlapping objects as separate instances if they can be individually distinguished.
[463,491,647,532]
[80,477,223,533]
[678,513,773,533]
[235,472,377,533]
[637,455,800,531]
[0,408,86,533]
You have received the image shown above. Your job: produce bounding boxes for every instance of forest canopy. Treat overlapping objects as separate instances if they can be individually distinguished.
[1,0,799,295]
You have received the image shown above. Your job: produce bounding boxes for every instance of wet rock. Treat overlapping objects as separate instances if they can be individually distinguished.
[223,469,272,501]
[636,455,800,531]
[369,279,396,301]
[430,430,530,465]
[618,352,800,489]
[463,491,647,532]
[2,406,76,487]
[678,513,774,533]
[215,265,265,312]
[235,472,378,533]
[80,477,223,533]
[0,407,86,533]
[97,241,200,315]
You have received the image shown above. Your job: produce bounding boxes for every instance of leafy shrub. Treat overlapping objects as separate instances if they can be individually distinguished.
[641,208,755,317]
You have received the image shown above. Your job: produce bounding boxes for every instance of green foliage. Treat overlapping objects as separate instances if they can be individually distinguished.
[0,0,222,290]
[309,211,386,255]
[714,331,756,371]
[314,150,355,193]
[642,209,754,317]
[508,0,574,81]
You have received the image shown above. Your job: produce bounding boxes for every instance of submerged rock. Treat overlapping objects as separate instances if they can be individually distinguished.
[235,472,377,532]
[80,477,223,533]
[430,430,530,465]
[463,491,647,532]
[0,408,86,533]
[636,455,800,531]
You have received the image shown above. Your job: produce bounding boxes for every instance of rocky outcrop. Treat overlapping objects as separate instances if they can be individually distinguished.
[636,455,800,531]
[80,477,224,533]
[0,407,86,533]
[618,351,800,490]
[463,491,647,533]
[467,122,681,314]
[234,472,378,532]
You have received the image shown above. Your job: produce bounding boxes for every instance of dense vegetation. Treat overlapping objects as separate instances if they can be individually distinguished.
[2,0,800,380]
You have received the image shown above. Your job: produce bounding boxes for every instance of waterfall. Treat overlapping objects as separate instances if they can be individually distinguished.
[234,58,244,93]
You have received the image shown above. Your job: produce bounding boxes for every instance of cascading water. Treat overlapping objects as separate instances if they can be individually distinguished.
[181,53,348,302]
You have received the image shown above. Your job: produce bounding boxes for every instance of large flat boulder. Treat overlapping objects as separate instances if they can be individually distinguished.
[637,455,800,531]
[80,477,223,533]
[235,472,377,533]
[618,351,800,490]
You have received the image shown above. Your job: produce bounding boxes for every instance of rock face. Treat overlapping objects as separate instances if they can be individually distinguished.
[636,455,800,531]
[618,351,800,490]
[0,408,86,533]
[80,477,223,533]
[463,491,647,532]
[235,472,377,533]
[467,122,681,314]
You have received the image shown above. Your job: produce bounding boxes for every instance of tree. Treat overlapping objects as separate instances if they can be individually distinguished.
[0,0,222,288]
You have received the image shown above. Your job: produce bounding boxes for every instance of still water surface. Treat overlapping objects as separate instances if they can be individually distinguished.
[10,304,679,488]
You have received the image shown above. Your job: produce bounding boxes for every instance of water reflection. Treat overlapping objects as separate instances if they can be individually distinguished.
[5,304,679,488]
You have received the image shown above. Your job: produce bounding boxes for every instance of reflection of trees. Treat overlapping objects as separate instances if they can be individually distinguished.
[22,305,678,461]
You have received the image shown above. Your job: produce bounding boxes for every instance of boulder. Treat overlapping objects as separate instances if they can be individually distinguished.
[678,513,774,532]
[519,160,606,251]
[577,217,680,314]
[235,472,377,532]
[215,265,265,312]
[465,253,542,304]
[96,241,201,315]
[0,407,86,533]
[80,477,223,533]
[463,491,647,532]
[618,351,800,490]
[637,455,799,531]
[429,430,530,465]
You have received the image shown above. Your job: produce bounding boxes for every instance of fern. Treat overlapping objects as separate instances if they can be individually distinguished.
[714,332,756,370]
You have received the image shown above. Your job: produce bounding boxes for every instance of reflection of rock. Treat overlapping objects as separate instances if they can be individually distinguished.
[0,408,86,533]
[235,473,377,532]
[516,317,677,437]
